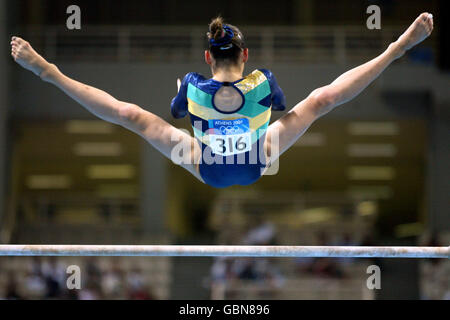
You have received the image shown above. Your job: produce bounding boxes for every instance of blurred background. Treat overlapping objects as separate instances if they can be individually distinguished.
[0,0,449,300]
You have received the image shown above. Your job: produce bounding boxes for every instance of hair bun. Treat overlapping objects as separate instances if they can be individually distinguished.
[209,16,225,41]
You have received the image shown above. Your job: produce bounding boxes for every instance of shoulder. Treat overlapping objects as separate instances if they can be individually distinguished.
[256,69,281,90]
[257,68,274,80]
[183,72,206,84]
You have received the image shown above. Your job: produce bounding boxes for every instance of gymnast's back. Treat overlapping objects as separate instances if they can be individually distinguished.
[171,68,286,188]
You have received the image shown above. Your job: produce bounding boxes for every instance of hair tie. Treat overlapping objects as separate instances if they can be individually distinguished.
[209,25,234,48]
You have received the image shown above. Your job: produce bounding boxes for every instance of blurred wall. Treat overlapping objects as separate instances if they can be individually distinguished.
[0,0,9,237]
[13,0,440,26]
[428,103,450,233]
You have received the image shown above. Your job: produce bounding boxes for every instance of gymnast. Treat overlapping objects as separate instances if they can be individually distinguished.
[10,13,433,188]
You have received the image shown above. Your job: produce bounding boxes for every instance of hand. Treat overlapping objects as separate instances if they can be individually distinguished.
[395,12,434,56]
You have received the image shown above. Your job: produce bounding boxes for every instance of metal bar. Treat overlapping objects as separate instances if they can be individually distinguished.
[0,245,448,258]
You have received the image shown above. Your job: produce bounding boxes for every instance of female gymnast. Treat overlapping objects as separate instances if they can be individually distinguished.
[10,13,433,188]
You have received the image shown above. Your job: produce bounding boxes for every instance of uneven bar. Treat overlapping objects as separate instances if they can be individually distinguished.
[0,245,448,258]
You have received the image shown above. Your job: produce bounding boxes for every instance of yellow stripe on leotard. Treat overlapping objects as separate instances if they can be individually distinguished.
[188,98,226,120]
[234,70,268,95]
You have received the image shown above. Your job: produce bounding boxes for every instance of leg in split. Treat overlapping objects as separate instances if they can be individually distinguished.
[10,36,204,183]
[120,105,204,182]
[264,12,434,167]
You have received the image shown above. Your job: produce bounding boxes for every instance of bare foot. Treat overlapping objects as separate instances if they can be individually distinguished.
[396,12,434,54]
[10,36,51,78]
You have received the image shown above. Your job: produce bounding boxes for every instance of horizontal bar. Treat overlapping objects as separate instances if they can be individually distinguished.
[0,245,448,258]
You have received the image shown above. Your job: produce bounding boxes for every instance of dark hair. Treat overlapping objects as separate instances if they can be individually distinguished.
[207,16,246,69]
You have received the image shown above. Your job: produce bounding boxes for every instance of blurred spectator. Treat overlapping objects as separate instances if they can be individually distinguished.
[242,222,276,245]
[420,233,450,300]
[210,257,233,299]
[126,268,155,299]
[0,257,158,300]
[299,232,345,279]
[5,273,22,300]
[101,264,124,298]
[85,258,102,283]
[24,258,47,298]
[42,258,65,298]
[78,284,102,300]
[210,220,284,299]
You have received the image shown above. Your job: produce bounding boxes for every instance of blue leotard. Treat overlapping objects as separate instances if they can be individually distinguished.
[171,69,286,188]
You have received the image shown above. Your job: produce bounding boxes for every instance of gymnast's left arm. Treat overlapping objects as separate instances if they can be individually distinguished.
[260,69,286,111]
[170,74,191,119]
[305,12,434,118]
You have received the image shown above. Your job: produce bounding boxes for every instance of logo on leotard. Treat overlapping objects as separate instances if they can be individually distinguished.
[209,119,249,135]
